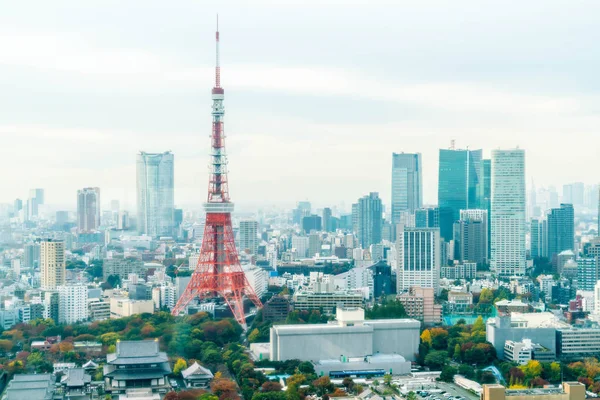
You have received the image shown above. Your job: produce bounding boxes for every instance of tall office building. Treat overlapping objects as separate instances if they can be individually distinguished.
[563,182,584,208]
[308,233,321,257]
[291,236,309,258]
[357,192,383,248]
[24,242,40,269]
[13,199,22,213]
[454,209,488,265]
[26,188,44,219]
[531,218,547,259]
[490,149,526,276]
[57,285,88,324]
[415,207,439,229]
[323,207,333,232]
[302,215,322,233]
[239,220,259,255]
[136,151,175,237]
[577,258,599,291]
[479,159,492,257]
[40,239,66,290]
[547,204,575,266]
[293,201,311,225]
[391,153,423,223]
[438,148,482,240]
[395,225,441,294]
[77,187,101,232]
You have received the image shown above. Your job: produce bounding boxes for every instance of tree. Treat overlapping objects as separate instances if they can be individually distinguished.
[313,376,333,396]
[297,361,315,375]
[548,362,561,382]
[521,360,542,382]
[261,381,283,392]
[440,366,457,383]
[59,341,74,352]
[27,352,44,370]
[248,329,260,343]
[430,328,449,350]
[252,393,287,400]
[424,350,448,370]
[342,377,354,391]
[454,344,462,360]
[0,339,13,352]
[164,393,180,400]
[420,330,432,347]
[407,391,417,400]
[211,377,239,400]
[472,316,485,332]
[458,364,475,379]
[383,373,392,386]
[173,358,187,376]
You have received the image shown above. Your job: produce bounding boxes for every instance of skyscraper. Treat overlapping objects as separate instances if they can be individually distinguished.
[453,209,488,265]
[547,203,575,266]
[136,151,175,237]
[357,192,383,248]
[302,215,322,233]
[77,187,101,232]
[396,225,441,294]
[391,153,422,224]
[491,149,526,276]
[322,207,333,232]
[530,218,547,259]
[415,207,439,229]
[40,239,66,290]
[239,220,259,255]
[563,182,584,208]
[438,148,482,240]
[57,284,88,324]
[26,188,44,219]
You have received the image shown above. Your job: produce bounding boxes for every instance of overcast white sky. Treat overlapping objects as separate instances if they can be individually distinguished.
[1,0,599,212]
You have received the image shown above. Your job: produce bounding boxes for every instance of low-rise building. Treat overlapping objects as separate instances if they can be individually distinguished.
[444,291,473,314]
[292,291,363,314]
[397,286,441,325]
[110,297,154,318]
[262,296,291,322]
[182,362,214,389]
[482,382,584,400]
[440,262,477,280]
[495,299,531,314]
[3,374,56,400]
[504,339,555,364]
[557,327,600,359]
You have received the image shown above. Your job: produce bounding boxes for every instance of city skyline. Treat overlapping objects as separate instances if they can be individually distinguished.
[2,2,600,208]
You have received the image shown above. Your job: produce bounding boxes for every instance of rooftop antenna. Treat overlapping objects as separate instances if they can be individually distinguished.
[215,14,220,89]
[450,139,456,150]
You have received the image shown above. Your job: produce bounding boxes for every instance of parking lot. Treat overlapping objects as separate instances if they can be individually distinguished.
[434,382,480,400]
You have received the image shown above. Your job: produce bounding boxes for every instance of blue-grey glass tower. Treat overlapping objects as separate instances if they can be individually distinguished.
[136,151,175,237]
[547,203,575,265]
[437,148,482,240]
[357,192,383,248]
[391,153,422,224]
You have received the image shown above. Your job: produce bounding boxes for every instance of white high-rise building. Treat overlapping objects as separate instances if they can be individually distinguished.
[40,239,66,290]
[243,265,268,298]
[291,236,309,259]
[239,220,259,255]
[136,151,174,238]
[594,281,600,315]
[491,149,526,276]
[57,285,88,324]
[396,225,441,294]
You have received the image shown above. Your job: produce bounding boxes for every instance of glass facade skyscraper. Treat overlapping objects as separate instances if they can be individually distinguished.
[391,152,422,224]
[437,148,482,240]
[136,151,175,237]
[491,149,526,276]
[357,192,383,248]
[547,203,575,263]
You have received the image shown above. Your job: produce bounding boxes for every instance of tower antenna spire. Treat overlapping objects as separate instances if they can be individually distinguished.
[215,14,220,88]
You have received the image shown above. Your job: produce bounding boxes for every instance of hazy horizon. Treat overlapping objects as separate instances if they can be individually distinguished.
[2,0,600,211]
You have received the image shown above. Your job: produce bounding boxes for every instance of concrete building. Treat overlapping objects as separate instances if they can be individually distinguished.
[396,225,441,294]
[491,149,526,276]
[292,236,309,259]
[40,239,66,290]
[504,338,555,364]
[482,383,584,400]
[531,218,547,259]
[440,262,477,279]
[444,291,474,313]
[57,285,88,324]
[88,297,110,321]
[486,312,567,358]
[397,286,441,325]
[103,257,146,281]
[270,306,420,363]
[309,233,321,257]
[243,265,268,298]
[262,296,292,322]
[136,151,175,237]
[334,266,374,299]
[391,152,423,223]
[109,297,154,318]
[239,220,259,255]
[292,291,364,314]
[557,327,600,358]
[77,187,101,232]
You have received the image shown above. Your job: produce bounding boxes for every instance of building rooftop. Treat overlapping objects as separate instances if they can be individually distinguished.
[182,362,214,379]
[106,340,169,365]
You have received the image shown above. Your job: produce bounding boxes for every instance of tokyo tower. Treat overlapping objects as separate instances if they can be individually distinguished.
[171,21,262,326]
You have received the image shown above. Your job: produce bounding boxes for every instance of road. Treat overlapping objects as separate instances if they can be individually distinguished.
[435,381,480,400]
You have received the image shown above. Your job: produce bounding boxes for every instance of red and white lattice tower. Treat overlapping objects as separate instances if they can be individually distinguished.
[171,21,262,326]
